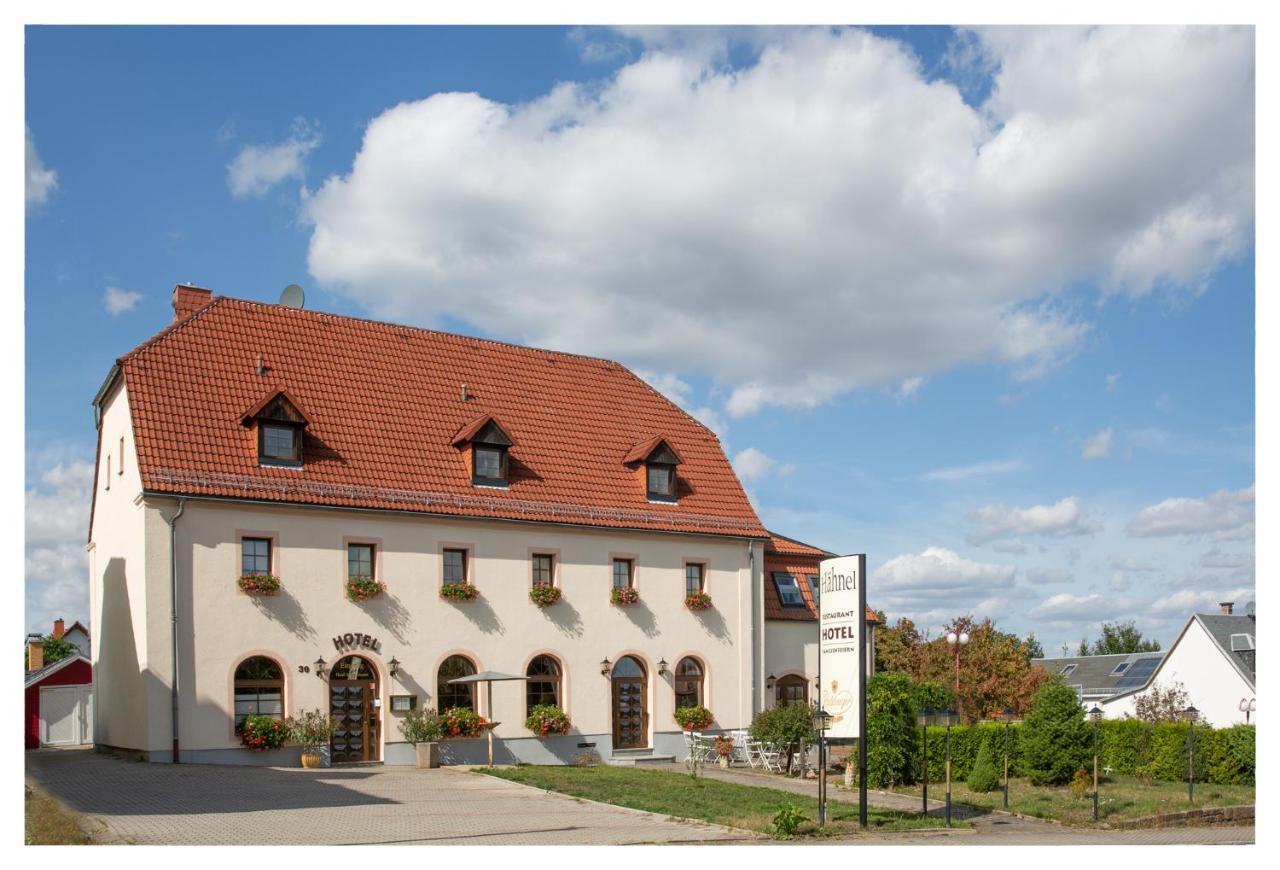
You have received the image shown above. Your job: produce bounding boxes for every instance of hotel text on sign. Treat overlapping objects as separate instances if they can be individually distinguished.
[818,554,865,740]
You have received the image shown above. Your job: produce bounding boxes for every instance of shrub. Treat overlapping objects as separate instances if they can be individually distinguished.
[287,708,336,752]
[398,709,443,744]
[238,573,281,596]
[1069,768,1092,800]
[441,706,486,738]
[440,582,480,601]
[529,585,561,607]
[771,803,806,839]
[1204,724,1255,785]
[966,735,1001,792]
[1020,681,1089,785]
[684,592,713,611]
[912,680,952,715]
[525,705,571,737]
[345,576,385,602]
[610,586,640,606]
[750,702,817,749]
[238,714,287,752]
[865,673,919,787]
[674,705,714,730]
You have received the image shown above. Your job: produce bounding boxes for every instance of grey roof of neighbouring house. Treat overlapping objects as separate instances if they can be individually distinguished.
[1194,612,1256,687]
[1031,651,1167,698]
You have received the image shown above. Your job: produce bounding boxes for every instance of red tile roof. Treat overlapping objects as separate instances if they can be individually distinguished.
[113,292,767,539]
[763,531,878,624]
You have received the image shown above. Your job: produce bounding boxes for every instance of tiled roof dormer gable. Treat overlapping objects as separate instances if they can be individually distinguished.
[623,436,683,503]
[242,389,309,468]
[451,414,515,487]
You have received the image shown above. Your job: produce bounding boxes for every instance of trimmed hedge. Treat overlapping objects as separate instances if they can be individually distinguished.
[913,720,1253,786]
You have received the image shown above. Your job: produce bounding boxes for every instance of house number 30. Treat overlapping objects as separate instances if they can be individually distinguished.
[297,665,311,674]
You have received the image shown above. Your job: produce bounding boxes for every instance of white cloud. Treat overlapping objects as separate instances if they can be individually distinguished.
[919,458,1024,482]
[967,496,1098,544]
[1110,572,1130,592]
[1196,546,1253,570]
[1081,427,1114,460]
[228,119,321,199]
[26,460,94,633]
[303,26,1252,415]
[1028,592,1113,621]
[990,540,1029,555]
[1109,556,1158,572]
[1026,567,1073,585]
[26,126,58,209]
[1148,587,1252,617]
[732,447,776,482]
[895,376,925,399]
[1126,484,1254,540]
[103,286,143,316]
[873,546,1015,596]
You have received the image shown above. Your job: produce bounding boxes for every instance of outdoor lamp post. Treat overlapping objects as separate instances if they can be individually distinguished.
[1088,705,1103,822]
[917,707,934,816]
[1183,704,1199,804]
[812,708,833,827]
[945,629,970,702]
[1001,707,1015,809]
[1239,698,1255,724]
[940,707,959,827]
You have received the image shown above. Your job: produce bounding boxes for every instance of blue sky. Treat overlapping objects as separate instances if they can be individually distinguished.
[25,25,1255,653]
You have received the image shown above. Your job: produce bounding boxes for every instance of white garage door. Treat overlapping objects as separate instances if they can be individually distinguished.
[40,685,92,746]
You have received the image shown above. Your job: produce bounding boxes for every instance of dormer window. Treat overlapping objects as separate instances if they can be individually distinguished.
[242,389,309,469]
[451,414,515,488]
[623,436,684,504]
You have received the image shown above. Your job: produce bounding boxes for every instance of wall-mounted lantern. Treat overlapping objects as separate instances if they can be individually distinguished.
[658,658,669,676]
[314,656,327,679]
[600,657,611,676]
[388,656,400,678]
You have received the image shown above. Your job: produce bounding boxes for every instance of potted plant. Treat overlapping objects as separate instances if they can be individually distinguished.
[529,585,562,607]
[238,714,288,753]
[238,573,281,596]
[441,706,487,739]
[674,705,714,731]
[286,708,335,769]
[346,576,385,602]
[525,705,571,737]
[398,708,443,768]
[610,586,640,606]
[713,735,735,768]
[684,591,713,611]
[440,582,480,602]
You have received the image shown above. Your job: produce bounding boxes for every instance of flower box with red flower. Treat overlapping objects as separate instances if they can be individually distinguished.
[529,585,561,608]
[440,582,480,602]
[238,573,281,596]
[525,704,571,737]
[345,576,385,602]
[684,591,713,611]
[610,586,640,606]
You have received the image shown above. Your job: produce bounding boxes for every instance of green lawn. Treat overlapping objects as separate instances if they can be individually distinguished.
[483,764,957,838]
[25,784,91,845]
[886,776,1254,826]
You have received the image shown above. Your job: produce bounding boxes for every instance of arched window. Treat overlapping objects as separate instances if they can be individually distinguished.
[526,655,562,715]
[674,657,704,708]
[437,655,477,712]
[234,655,283,729]
[776,674,808,707]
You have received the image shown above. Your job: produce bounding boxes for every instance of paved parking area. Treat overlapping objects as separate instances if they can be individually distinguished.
[25,749,748,845]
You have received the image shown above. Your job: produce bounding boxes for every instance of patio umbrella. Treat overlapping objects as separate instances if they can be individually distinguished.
[447,671,527,767]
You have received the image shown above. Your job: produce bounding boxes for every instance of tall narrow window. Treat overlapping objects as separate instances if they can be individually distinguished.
[234,655,283,729]
[348,544,374,579]
[532,553,554,588]
[685,563,705,597]
[105,455,111,489]
[772,572,805,608]
[443,549,468,586]
[776,674,808,707]
[242,538,271,576]
[526,655,562,715]
[437,655,476,713]
[118,436,125,475]
[807,574,820,605]
[612,558,634,589]
[674,657,704,708]
[646,462,676,501]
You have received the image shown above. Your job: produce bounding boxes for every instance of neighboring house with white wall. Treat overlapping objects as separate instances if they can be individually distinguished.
[88,284,849,766]
[1101,603,1256,727]
[1031,650,1165,709]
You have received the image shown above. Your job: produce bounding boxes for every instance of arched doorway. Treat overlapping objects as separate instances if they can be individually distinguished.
[329,655,380,762]
[611,656,648,749]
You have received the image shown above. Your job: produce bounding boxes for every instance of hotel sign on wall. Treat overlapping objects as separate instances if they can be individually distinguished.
[818,554,866,741]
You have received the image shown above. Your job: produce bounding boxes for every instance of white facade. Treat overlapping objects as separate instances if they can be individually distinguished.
[89,382,771,764]
[1102,616,1256,727]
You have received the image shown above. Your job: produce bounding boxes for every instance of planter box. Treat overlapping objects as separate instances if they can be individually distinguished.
[416,742,440,769]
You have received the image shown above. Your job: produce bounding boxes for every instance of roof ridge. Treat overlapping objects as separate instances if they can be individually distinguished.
[767,529,833,554]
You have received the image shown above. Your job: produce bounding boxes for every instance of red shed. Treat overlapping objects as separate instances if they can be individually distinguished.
[25,655,93,749]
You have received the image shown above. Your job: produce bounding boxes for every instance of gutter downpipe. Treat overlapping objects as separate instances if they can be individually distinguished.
[164,498,187,763]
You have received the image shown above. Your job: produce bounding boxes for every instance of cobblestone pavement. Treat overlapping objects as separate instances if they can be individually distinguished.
[25,749,750,845]
[694,765,1255,845]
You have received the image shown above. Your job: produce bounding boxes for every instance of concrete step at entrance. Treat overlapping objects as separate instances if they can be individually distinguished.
[606,750,677,767]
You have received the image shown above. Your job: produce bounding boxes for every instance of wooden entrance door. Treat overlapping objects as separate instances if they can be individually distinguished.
[611,656,648,749]
[329,656,379,762]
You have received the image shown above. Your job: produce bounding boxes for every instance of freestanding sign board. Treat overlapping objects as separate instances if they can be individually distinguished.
[818,552,867,828]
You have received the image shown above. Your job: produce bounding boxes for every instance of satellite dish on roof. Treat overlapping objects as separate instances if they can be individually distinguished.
[279,284,305,309]
[1246,600,1255,617]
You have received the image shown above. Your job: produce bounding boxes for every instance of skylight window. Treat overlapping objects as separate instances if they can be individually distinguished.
[1111,662,1131,676]
[1060,664,1078,677]
[772,572,805,608]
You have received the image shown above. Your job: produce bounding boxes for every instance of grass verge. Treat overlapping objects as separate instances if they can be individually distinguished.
[483,764,959,838]
[25,783,91,845]
[888,775,1254,826]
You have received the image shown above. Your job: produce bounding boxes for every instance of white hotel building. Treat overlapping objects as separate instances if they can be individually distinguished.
[88,285,871,765]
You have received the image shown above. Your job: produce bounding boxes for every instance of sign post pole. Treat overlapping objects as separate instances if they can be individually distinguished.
[857,553,867,829]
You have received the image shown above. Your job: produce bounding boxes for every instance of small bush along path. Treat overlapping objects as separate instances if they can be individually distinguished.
[483,764,955,838]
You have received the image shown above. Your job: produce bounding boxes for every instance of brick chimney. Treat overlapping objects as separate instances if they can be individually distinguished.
[52,618,65,639]
[172,283,213,322]
[1220,601,1234,615]
[27,638,44,671]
